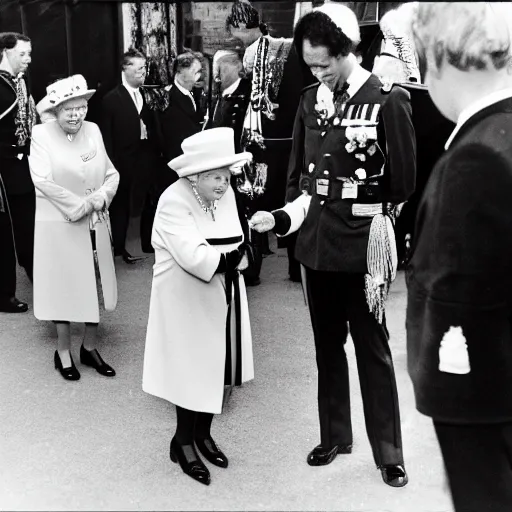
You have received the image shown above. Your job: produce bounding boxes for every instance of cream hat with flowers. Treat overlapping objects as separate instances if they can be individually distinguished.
[169,127,252,178]
[38,74,95,113]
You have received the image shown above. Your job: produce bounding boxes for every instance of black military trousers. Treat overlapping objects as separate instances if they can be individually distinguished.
[7,190,35,282]
[109,142,161,255]
[0,192,17,301]
[434,421,512,512]
[305,268,403,467]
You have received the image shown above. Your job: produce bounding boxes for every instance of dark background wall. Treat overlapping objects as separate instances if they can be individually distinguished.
[0,0,122,124]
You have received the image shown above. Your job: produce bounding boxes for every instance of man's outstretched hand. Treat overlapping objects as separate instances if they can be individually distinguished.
[249,211,275,233]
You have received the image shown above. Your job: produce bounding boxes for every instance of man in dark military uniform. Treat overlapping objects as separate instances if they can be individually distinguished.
[0,32,35,313]
[407,3,512,510]
[251,4,415,487]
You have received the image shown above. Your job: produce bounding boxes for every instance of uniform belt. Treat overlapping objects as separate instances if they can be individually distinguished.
[310,177,382,203]
[351,203,383,217]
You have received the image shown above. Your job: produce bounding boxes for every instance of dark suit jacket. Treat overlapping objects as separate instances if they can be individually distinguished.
[211,77,251,152]
[160,84,202,164]
[284,75,416,273]
[99,84,156,179]
[407,96,512,424]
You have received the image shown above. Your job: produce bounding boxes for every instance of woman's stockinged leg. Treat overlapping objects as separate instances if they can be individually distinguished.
[195,412,214,440]
[175,405,197,445]
[54,321,72,367]
[83,322,99,350]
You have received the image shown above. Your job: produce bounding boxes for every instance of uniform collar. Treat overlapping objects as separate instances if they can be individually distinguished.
[445,88,512,150]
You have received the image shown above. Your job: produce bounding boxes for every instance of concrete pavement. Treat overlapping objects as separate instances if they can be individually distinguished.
[0,235,453,511]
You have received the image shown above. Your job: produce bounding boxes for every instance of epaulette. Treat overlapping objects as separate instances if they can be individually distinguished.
[301,82,320,95]
[380,81,396,94]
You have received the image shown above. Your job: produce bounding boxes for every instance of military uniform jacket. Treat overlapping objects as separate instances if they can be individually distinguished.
[0,71,34,195]
[407,96,512,424]
[285,70,416,273]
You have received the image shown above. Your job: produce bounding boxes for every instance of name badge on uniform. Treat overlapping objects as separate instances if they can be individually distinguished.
[316,178,329,197]
[342,182,358,199]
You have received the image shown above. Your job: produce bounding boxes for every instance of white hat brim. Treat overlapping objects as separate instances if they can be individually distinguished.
[168,152,253,178]
[40,90,96,114]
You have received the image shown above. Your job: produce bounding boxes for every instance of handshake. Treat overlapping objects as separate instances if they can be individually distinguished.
[248,211,275,233]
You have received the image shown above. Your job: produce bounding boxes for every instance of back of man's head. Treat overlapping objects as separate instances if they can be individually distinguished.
[411,2,512,73]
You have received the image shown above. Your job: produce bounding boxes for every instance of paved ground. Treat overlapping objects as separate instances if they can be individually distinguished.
[1,235,454,512]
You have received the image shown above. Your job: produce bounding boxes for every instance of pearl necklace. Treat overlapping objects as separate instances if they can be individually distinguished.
[190,182,217,221]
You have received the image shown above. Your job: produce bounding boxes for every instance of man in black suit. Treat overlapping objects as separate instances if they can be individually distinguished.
[160,52,203,166]
[100,48,165,263]
[407,3,512,511]
[0,32,35,313]
[251,4,415,487]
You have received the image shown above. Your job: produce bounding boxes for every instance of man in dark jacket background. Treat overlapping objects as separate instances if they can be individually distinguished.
[407,3,512,511]
[100,48,165,262]
[0,32,35,313]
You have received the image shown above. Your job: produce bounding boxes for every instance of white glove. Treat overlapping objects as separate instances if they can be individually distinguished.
[88,192,106,212]
[249,211,275,233]
[237,254,249,271]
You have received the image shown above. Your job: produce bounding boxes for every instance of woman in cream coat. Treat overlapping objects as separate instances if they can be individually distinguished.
[143,127,254,486]
[30,75,119,381]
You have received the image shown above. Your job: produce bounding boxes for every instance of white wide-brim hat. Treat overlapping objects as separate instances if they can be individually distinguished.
[169,127,252,178]
[38,74,95,113]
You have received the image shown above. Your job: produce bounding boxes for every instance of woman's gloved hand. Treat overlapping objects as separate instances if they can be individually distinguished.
[249,211,275,233]
[215,247,245,274]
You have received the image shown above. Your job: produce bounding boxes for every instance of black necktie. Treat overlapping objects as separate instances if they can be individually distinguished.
[333,81,350,114]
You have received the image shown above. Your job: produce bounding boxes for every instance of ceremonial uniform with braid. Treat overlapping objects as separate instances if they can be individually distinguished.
[272,62,416,468]
[0,70,36,301]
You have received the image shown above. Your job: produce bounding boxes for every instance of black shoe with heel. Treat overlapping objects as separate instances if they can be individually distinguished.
[80,345,116,377]
[196,436,228,468]
[54,351,80,381]
[170,437,210,485]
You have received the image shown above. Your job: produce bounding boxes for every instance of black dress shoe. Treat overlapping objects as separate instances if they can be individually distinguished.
[196,436,228,468]
[80,345,116,377]
[54,351,80,381]
[244,277,261,287]
[307,444,352,466]
[0,297,28,313]
[380,464,408,487]
[170,437,210,485]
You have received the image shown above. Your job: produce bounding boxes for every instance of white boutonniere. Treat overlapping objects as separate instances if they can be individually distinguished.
[314,83,335,122]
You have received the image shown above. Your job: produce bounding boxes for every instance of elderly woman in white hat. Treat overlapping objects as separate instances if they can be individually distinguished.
[143,127,254,486]
[29,74,119,381]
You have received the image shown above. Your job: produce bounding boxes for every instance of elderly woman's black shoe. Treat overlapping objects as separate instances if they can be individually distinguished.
[195,436,228,468]
[54,351,80,381]
[170,437,211,485]
[80,345,116,377]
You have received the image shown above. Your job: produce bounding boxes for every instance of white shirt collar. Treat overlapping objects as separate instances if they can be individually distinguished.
[222,78,241,97]
[174,78,196,110]
[445,88,512,150]
[345,56,371,99]
[174,78,193,98]
[121,73,140,94]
